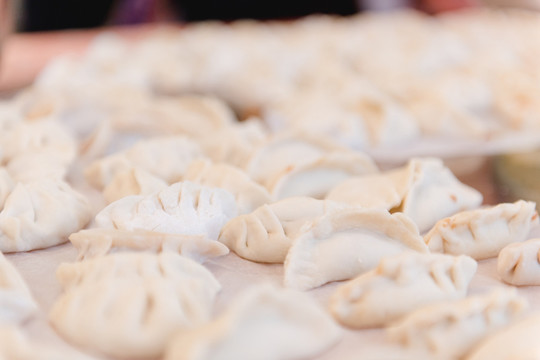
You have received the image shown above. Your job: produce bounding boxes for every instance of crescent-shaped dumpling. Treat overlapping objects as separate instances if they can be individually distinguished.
[219,197,346,263]
[425,200,539,260]
[497,238,540,286]
[329,252,477,328]
[164,284,342,360]
[49,252,221,359]
[284,207,428,290]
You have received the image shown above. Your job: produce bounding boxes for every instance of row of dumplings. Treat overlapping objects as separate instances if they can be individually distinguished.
[29,9,540,148]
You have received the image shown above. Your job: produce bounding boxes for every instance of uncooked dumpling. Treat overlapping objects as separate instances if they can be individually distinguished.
[465,312,540,360]
[0,169,14,211]
[49,252,221,359]
[103,167,168,204]
[284,207,428,290]
[219,197,346,263]
[425,200,538,260]
[95,181,237,240]
[395,158,483,233]
[0,326,98,360]
[164,284,342,360]
[69,228,229,262]
[388,288,528,359]
[497,238,540,286]
[85,135,205,189]
[184,159,272,214]
[0,179,92,252]
[326,173,402,210]
[329,252,477,328]
[267,150,378,200]
[244,132,346,186]
[0,252,38,324]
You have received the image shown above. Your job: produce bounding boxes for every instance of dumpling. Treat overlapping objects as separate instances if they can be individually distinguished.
[0,179,92,252]
[326,173,403,210]
[184,159,272,215]
[198,118,268,169]
[103,167,168,204]
[6,151,70,183]
[95,181,237,241]
[465,312,540,360]
[69,228,229,262]
[0,120,77,166]
[219,197,346,263]
[49,252,221,359]
[329,252,477,328]
[284,207,428,290]
[244,132,346,186]
[387,288,528,360]
[84,135,205,189]
[164,284,342,360]
[497,238,540,286]
[0,169,14,211]
[394,158,483,233]
[0,326,98,360]
[266,150,378,200]
[425,200,539,260]
[0,252,38,324]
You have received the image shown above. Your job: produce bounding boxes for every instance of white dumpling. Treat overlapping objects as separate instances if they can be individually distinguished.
[85,135,205,189]
[0,120,77,166]
[326,173,403,210]
[0,179,92,252]
[49,252,221,359]
[95,181,237,241]
[198,118,268,169]
[387,288,528,360]
[184,159,272,214]
[164,284,342,360]
[0,252,38,324]
[0,169,14,211]
[6,151,70,183]
[329,252,477,328]
[284,207,428,290]
[0,326,98,360]
[395,158,483,233]
[425,200,539,260]
[219,197,346,263]
[465,312,540,360]
[244,132,346,186]
[103,167,168,204]
[69,228,229,262]
[267,150,378,200]
[497,238,540,286]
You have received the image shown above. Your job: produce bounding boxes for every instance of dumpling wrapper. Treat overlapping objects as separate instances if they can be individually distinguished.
[245,132,346,187]
[395,158,483,233]
[0,252,38,324]
[164,284,342,360]
[329,252,477,328]
[69,228,229,262]
[84,135,205,189]
[284,207,428,290]
[326,173,402,210]
[387,288,528,360]
[465,312,540,360]
[0,169,14,211]
[219,197,346,263]
[425,200,539,260]
[184,159,272,215]
[103,167,168,204]
[0,326,99,360]
[497,238,540,286]
[95,181,237,241]
[49,252,221,359]
[5,151,69,183]
[0,179,92,252]
[267,150,378,200]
